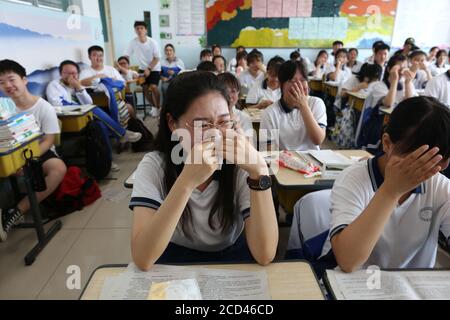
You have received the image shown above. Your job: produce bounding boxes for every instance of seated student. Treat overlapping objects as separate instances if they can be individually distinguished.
[328,41,344,65]
[260,60,327,151]
[430,50,449,77]
[335,63,382,109]
[371,54,418,109]
[326,49,352,84]
[0,60,67,241]
[212,55,226,74]
[370,43,390,78]
[427,46,440,66]
[115,56,139,82]
[199,49,213,62]
[394,37,419,57]
[46,60,142,144]
[364,40,385,64]
[408,50,433,89]
[130,71,278,270]
[233,51,248,77]
[309,50,330,79]
[246,56,284,109]
[80,45,125,87]
[227,46,246,73]
[196,61,217,73]
[160,44,185,101]
[290,49,312,71]
[238,50,266,96]
[425,69,450,107]
[328,96,450,272]
[347,48,363,73]
[211,44,222,57]
[217,72,253,135]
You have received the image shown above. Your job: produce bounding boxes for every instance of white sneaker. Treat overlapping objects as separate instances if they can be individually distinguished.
[122,130,142,143]
[111,162,121,172]
[150,107,161,118]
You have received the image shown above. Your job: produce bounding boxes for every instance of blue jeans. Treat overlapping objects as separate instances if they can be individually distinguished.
[155,233,255,264]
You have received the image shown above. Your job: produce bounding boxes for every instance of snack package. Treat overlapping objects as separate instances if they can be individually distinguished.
[277,151,321,178]
[148,279,203,300]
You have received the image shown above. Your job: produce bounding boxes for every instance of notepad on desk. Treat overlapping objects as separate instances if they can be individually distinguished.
[324,269,450,300]
[56,105,95,116]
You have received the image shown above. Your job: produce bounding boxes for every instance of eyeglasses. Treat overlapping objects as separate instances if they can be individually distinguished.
[185,120,236,131]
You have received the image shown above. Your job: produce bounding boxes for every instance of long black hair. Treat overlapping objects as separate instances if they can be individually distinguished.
[383,54,407,90]
[355,63,382,82]
[155,71,237,238]
[386,96,450,159]
[435,49,448,68]
[263,56,285,89]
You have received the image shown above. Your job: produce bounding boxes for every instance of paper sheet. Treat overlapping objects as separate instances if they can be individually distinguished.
[327,270,450,300]
[317,17,333,40]
[100,263,271,300]
[267,0,283,18]
[288,18,304,40]
[252,0,268,18]
[296,0,313,17]
[282,0,298,18]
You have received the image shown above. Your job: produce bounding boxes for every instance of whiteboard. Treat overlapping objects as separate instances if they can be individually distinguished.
[392,0,450,48]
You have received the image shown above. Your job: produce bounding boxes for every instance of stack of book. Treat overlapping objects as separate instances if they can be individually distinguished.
[0,113,41,152]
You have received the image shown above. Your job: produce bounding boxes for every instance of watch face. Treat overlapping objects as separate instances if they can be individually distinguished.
[259,176,272,189]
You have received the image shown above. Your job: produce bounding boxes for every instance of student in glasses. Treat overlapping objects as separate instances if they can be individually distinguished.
[130,71,278,271]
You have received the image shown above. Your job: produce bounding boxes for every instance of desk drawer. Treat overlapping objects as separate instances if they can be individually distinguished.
[0,139,42,178]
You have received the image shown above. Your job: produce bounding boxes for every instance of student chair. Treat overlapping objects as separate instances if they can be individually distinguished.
[285,190,337,278]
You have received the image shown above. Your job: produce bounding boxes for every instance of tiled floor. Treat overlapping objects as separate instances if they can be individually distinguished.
[1,116,449,300]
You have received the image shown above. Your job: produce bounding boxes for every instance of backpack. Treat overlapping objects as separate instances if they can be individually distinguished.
[127,117,155,152]
[43,166,101,219]
[356,103,384,154]
[85,120,112,180]
[331,106,357,149]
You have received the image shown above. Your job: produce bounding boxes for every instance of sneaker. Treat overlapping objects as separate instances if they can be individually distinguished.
[150,107,161,118]
[0,208,23,242]
[111,162,121,172]
[121,130,142,143]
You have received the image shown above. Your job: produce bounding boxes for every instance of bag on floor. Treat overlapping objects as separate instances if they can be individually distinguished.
[85,120,112,180]
[331,106,357,149]
[127,117,155,152]
[43,166,101,219]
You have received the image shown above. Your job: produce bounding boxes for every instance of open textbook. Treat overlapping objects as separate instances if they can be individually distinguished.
[99,263,271,300]
[325,269,450,300]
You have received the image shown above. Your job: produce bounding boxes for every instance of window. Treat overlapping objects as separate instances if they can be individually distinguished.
[6,0,83,14]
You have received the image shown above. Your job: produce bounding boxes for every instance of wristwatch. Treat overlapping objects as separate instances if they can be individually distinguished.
[247,175,272,191]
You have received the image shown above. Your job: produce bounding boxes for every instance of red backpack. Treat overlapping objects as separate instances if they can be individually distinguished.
[43,166,102,219]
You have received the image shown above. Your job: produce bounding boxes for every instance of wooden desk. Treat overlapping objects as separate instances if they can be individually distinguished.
[347,92,367,112]
[323,82,339,98]
[0,135,62,265]
[308,78,323,92]
[242,107,262,132]
[80,261,325,300]
[273,150,372,190]
[56,105,96,133]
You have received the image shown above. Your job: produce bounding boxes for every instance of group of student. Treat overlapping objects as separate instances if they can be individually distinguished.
[1,22,450,281]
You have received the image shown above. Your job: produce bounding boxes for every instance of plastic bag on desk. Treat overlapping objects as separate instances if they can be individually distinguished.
[277,151,321,178]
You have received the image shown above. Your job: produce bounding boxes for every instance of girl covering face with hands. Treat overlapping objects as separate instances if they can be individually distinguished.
[130,71,278,271]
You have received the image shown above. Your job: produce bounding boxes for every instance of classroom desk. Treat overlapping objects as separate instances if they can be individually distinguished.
[308,78,323,92]
[56,105,96,133]
[272,150,372,191]
[242,107,262,133]
[347,91,367,112]
[0,135,62,266]
[380,107,393,125]
[80,261,325,300]
[323,81,339,98]
[124,170,135,189]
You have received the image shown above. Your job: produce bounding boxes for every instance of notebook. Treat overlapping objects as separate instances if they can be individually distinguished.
[307,150,354,170]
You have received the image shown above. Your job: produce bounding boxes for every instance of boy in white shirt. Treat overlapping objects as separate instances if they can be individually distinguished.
[0,60,67,241]
[124,21,161,111]
[425,70,450,107]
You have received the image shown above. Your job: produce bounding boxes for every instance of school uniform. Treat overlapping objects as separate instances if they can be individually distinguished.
[123,69,139,82]
[348,61,363,74]
[245,80,281,105]
[129,151,254,262]
[364,55,375,64]
[238,70,265,95]
[430,63,450,77]
[425,71,450,107]
[334,75,377,109]
[232,106,253,134]
[79,65,125,87]
[160,57,185,99]
[227,57,237,73]
[125,36,161,85]
[412,69,429,90]
[260,97,327,151]
[45,79,126,138]
[325,64,352,84]
[15,98,60,160]
[370,80,418,108]
[309,64,330,79]
[327,53,335,66]
[322,154,450,269]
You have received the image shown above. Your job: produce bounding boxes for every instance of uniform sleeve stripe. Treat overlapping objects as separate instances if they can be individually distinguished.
[329,224,348,239]
[129,197,162,211]
[318,123,327,128]
[241,208,251,220]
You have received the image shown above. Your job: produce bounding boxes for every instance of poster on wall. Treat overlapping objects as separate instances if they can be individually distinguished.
[175,0,205,36]
[0,2,104,96]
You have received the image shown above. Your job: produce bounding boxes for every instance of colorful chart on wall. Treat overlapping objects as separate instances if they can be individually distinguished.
[206,0,398,48]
